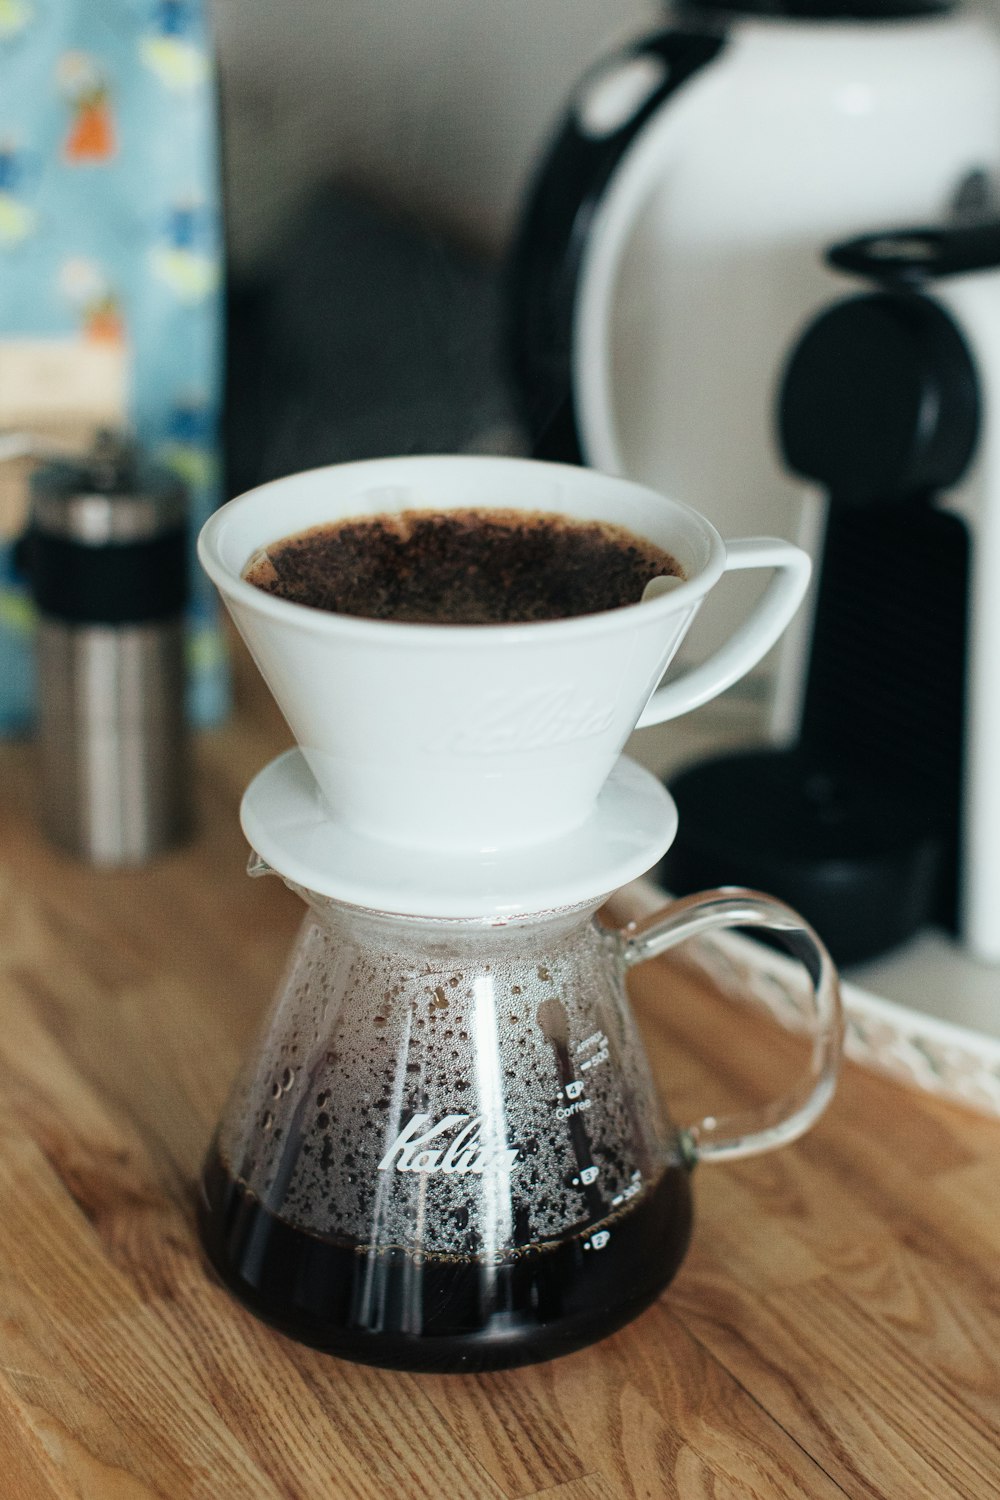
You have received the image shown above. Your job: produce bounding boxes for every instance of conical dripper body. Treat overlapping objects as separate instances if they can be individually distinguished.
[197,454,722,853]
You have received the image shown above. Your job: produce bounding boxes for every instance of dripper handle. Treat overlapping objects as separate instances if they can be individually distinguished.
[634,538,811,727]
[621,889,843,1163]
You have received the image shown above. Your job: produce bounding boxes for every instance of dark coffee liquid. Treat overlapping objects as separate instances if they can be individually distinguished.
[198,1150,693,1372]
[243,509,683,624]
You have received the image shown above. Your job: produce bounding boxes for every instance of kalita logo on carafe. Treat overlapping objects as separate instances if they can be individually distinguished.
[378,1113,520,1175]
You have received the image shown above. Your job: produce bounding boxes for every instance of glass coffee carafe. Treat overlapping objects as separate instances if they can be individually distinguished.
[199,874,840,1372]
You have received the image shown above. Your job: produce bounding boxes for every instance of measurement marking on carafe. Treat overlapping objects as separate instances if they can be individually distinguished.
[584,1230,611,1252]
[611,1170,643,1208]
[556,1096,592,1119]
[572,1165,600,1187]
[555,1079,592,1120]
[580,1047,609,1072]
[576,1030,610,1072]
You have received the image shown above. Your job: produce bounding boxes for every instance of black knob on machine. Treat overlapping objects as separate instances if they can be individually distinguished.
[778,290,979,505]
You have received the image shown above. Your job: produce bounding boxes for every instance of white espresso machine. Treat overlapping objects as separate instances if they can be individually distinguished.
[509,0,1000,724]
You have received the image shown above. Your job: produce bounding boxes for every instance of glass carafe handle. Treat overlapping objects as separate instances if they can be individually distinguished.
[621,889,843,1163]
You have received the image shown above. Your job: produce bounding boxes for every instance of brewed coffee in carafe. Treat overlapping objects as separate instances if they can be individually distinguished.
[200,893,696,1370]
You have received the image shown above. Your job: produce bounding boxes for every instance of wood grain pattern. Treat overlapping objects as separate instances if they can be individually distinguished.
[2,639,1000,1498]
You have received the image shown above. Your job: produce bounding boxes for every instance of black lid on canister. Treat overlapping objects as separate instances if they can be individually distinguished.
[26,432,188,625]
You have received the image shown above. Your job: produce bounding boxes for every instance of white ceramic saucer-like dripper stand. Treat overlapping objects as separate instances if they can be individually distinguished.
[241,748,678,919]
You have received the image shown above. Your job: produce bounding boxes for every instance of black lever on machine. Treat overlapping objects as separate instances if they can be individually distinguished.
[660,221,1000,966]
[828,221,1000,284]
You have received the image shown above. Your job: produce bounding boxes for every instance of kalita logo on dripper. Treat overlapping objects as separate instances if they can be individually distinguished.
[446,687,616,755]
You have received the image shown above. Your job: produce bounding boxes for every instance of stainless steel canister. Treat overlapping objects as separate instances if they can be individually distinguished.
[27,434,191,863]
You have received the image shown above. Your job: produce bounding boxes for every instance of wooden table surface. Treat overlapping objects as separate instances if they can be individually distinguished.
[2,646,1000,1500]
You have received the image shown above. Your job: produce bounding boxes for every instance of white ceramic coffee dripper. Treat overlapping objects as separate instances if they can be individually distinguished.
[199,455,810,855]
